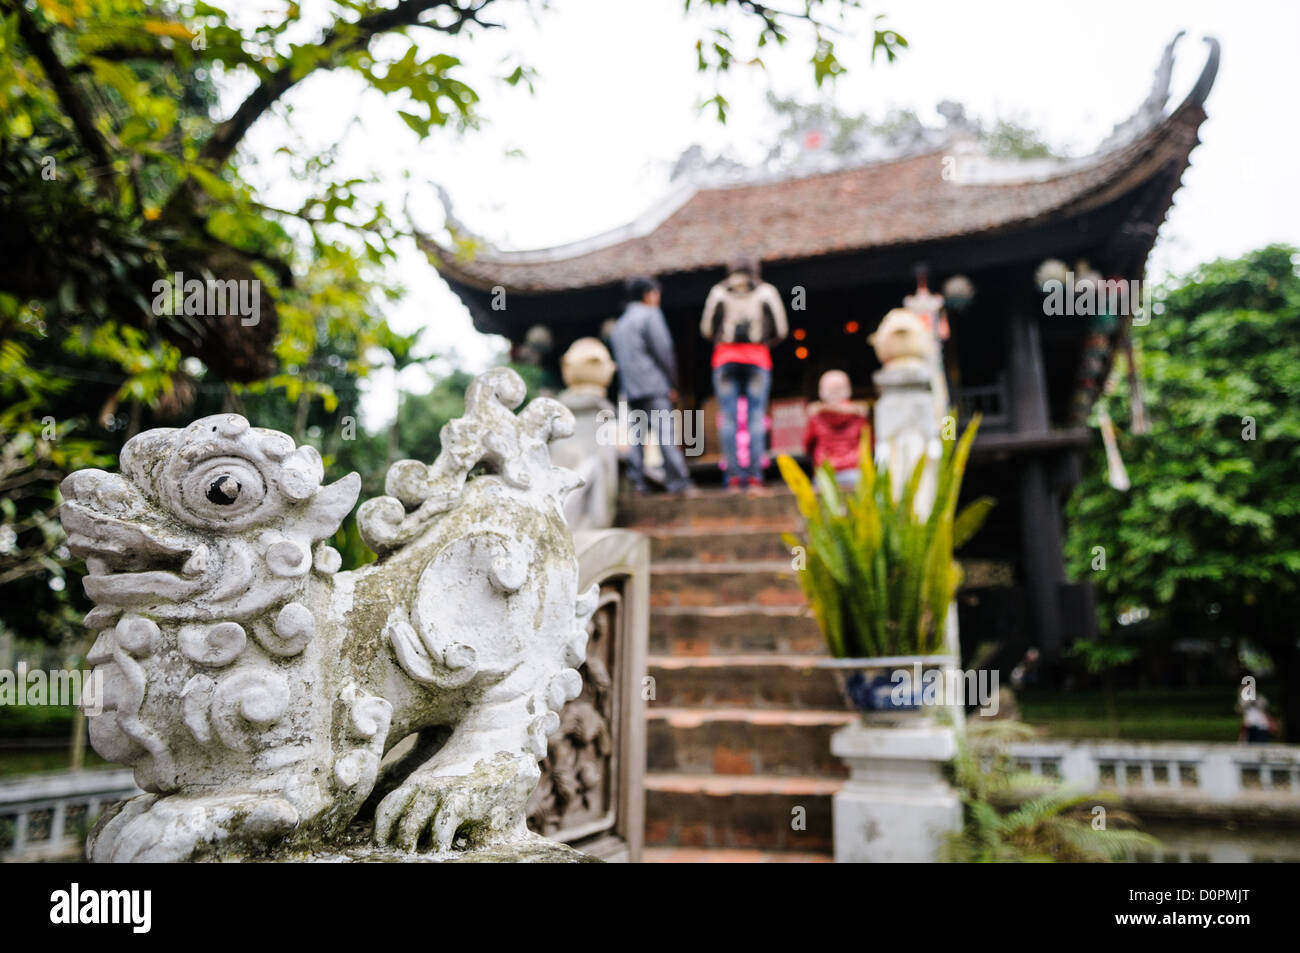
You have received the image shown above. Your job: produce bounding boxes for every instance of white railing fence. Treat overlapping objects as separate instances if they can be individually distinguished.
[0,769,139,861]
[1005,740,1300,802]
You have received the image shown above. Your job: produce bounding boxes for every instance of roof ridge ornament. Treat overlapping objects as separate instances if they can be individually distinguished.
[1188,36,1221,109]
[1095,34,1219,155]
[1095,32,1184,154]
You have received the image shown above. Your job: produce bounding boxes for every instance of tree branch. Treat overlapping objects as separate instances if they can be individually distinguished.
[251,200,413,241]
[200,0,493,168]
[8,1,116,178]
[68,44,174,74]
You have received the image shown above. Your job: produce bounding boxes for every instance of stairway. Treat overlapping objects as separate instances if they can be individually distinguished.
[620,487,852,862]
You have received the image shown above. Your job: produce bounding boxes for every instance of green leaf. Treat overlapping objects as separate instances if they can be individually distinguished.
[397,110,431,138]
[953,497,996,549]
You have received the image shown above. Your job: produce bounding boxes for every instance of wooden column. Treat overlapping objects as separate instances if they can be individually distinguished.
[1018,458,1067,659]
[1008,304,1049,433]
[1008,304,1067,660]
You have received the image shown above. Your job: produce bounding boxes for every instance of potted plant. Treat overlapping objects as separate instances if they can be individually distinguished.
[777,417,993,720]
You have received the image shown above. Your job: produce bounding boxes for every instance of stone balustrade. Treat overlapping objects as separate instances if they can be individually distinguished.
[0,768,139,860]
[1006,739,1300,809]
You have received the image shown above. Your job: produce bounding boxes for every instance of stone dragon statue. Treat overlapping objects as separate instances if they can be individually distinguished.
[59,368,597,862]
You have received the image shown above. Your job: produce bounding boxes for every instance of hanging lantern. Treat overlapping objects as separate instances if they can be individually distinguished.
[1034,259,1069,292]
[942,274,975,311]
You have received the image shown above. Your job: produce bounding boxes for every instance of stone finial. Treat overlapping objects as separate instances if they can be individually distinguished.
[869,307,932,370]
[553,341,617,531]
[559,337,615,396]
[61,367,596,862]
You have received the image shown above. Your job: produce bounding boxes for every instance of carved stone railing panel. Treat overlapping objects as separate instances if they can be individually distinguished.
[526,530,648,862]
[528,584,619,840]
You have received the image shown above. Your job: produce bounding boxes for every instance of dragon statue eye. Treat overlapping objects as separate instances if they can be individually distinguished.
[167,457,268,529]
[207,475,242,505]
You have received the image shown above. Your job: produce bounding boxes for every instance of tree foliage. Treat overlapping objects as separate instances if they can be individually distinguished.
[687,1,906,120]
[1065,245,1300,740]
[765,92,1059,161]
[1,0,900,650]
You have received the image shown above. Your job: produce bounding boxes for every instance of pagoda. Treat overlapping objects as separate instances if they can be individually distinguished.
[422,35,1219,664]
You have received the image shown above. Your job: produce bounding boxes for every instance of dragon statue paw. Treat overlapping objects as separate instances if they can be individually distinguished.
[88,792,300,863]
[374,752,540,853]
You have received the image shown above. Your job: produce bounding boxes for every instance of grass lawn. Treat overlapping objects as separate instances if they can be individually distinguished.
[0,705,110,776]
[1018,687,1242,742]
[0,747,110,777]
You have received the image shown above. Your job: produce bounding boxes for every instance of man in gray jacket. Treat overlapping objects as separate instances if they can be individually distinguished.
[608,276,696,495]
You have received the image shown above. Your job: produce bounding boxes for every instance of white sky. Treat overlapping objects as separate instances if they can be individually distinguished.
[225,0,1300,427]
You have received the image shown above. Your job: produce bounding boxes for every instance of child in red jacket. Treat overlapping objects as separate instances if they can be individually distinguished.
[804,370,871,487]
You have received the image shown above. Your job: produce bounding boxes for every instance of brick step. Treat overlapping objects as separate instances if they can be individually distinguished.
[650,605,825,656]
[649,561,803,608]
[648,525,797,563]
[647,655,847,710]
[621,487,800,530]
[641,847,833,863]
[647,707,853,777]
[644,773,838,851]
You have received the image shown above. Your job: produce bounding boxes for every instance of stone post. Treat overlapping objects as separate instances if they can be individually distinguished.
[831,308,963,863]
[552,338,618,531]
[871,361,940,514]
[830,717,961,862]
